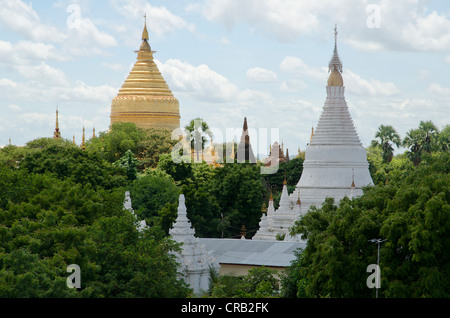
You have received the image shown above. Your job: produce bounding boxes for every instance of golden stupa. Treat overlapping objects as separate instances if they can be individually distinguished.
[110,19,181,131]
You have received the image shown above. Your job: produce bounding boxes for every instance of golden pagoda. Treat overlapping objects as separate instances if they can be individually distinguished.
[110,18,181,131]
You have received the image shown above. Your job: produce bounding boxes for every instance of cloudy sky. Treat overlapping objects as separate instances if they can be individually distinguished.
[1,0,449,156]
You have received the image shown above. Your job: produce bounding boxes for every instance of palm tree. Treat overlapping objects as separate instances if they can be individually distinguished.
[418,120,439,153]
[403,128,422,166]
[371,125,401,163]
[184,118,212,161]
[403,121,440,166]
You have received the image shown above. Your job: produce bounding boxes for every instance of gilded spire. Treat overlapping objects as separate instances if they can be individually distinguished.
[53,107,61,139]
[81,126,86,151]
[142,14,149,41]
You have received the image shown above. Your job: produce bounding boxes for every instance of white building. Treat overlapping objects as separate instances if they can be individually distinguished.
[291,25,373,212]
[169,194,220,295]
[254,26,373,242]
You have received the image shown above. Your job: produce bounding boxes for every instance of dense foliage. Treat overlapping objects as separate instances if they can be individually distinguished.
[285,139,449,298]
[1,119,447,298]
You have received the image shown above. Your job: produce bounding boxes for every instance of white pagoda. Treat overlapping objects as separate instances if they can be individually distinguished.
[290,25,373,212]
[254,26,373,242]
[169,194,219,294]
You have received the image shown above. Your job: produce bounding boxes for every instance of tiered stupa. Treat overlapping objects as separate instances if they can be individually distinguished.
[169,194,219,294]
[253,180,302,241]
[291,25,373,211]
[254,26,373,242]
[110,19,181,131]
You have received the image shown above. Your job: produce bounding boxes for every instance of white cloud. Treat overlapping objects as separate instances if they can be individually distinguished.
[200,0,450,52]
[246,67,278,83]
[202,0,319,41]
[0,76,116,103]
[428,83,450,96]
[111,0,195,37]
[0,40,64,65]
[67,17,117,49]
[0,0,66,42]
[344,70,400,97]
[8,104,21,112]
[157,58,240,102]
[280,56,399,96]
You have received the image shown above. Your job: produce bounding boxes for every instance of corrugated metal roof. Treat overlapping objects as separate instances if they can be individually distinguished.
[198,238,306,268]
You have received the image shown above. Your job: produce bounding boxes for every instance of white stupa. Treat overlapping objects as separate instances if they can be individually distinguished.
[169,194,219,294]
[291,25,373,211]
[253,179,303,242]
[123,191,148,232]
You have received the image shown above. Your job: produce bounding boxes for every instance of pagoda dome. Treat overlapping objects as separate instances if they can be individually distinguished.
[110,18,181,131]
[327,69,343,87]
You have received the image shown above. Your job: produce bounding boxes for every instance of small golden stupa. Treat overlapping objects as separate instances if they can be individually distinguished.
[110,17,181,131]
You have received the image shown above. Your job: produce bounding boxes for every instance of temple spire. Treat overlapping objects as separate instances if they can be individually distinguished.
[53,107,61,139]
[142,14,149,41]
[327,24,344,86]
[81,126,86,151]
[329,24,343,73]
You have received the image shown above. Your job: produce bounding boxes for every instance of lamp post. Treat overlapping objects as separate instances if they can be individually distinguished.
[369,238,386,298]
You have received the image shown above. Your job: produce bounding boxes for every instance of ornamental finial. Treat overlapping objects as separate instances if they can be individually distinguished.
[329,24,343,73]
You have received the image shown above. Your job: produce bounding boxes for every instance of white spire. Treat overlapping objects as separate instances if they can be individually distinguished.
[329,24,343,73]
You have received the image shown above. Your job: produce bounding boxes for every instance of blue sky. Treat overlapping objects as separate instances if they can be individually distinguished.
[0,0,449,157]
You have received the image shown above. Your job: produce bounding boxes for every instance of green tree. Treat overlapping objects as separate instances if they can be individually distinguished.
[403,120,440,166]
[212,163,265,239]
[86,122,146,163]
[129,172,180,234]
[184,118,212,162]
[289,151,450,298]
[371,125,401,163]
[137,128,179,170]
[0,154,189,297]
[180,163,221,238]
[114,150,138,181]
[236,267,279,298]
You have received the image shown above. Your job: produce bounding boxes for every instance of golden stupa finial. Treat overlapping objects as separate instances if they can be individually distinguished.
[142,13,149,41]
[93,127,96,139]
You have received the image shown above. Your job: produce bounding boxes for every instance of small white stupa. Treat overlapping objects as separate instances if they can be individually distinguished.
[169,194,219,295]
[291,25,373,212]
[124,191,148,232]
[253,179,303,242]
[253,191,276,240]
